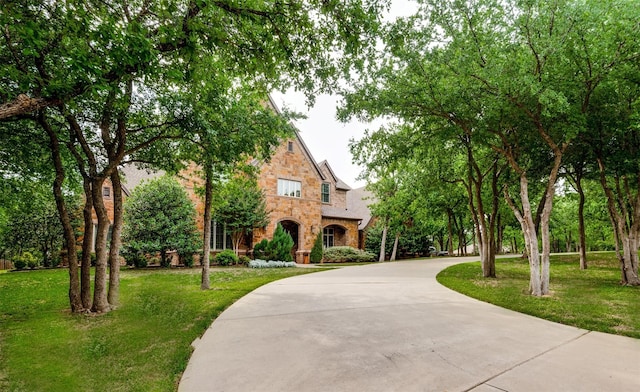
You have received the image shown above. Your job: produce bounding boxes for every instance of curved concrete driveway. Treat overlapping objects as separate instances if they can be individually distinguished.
[179,257,640,391]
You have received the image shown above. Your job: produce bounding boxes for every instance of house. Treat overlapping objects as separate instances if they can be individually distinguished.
[108,97,370,264]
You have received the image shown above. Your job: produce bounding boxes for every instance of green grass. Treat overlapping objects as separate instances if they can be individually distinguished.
[0,266,316,392]
[437,252,640,339]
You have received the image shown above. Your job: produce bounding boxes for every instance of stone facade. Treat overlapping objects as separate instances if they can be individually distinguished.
[255,135,325,263]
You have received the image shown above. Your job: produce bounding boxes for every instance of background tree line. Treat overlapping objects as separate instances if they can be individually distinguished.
[341,0,640,293]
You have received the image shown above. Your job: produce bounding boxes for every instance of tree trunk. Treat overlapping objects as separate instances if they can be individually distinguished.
[597,160,640,285]
[390,232,400,261]
[446,210,454,255]
[80,178,93,309]
[505,174,542,296]
[379,224,388,262]
[201,169,213,289]
[42,114,84,312]
[108,168,123,307]
[91,178,111,313]
[575,174,587,269]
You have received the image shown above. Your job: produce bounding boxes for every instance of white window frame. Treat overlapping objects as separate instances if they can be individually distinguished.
[277,179,302,198]
[211,220,232,250]
[323,227,334,248]
[321,183,330,203]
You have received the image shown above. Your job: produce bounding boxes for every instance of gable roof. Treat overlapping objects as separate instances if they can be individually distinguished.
[318,160,351,191]
[346,186,375,230]
[119,164,164,196]
[265,95,326,181]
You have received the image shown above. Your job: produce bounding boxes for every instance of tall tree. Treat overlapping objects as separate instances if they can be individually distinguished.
[213,175,270,257]
[1,0,386,311]
[122,176,199,267]
[340,0,639,295]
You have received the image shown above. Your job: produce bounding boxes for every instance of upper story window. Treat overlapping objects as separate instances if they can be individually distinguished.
[287,141,294,152]
[102,186,111,198]
[321,183,330,203]
[277,179,301,198]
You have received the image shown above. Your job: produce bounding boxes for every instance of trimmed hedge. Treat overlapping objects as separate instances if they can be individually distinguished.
[322,246,376,263]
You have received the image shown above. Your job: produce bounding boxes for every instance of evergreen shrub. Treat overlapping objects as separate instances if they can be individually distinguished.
[310,232,323,263]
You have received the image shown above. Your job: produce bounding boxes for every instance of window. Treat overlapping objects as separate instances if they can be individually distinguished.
[277,179,301,198]
[210,221,232,250]
[321,183,330,203]
[287,141,294,152]
[102,186,111,198]
[323,227,334,248]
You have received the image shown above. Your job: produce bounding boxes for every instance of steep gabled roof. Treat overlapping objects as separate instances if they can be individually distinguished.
[264,95,326,181]
[318,160,351,191]
[346,186,375,230]
[119,164,164,196]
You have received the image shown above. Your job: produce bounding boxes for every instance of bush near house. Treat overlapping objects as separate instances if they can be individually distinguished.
[252,224,295,262]
[215,249,238,266]
[12,251,39,270]
[323,246,376,263]
[310,231,323,263]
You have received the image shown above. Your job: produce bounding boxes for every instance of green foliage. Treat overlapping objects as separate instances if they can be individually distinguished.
[238,255,251,266]
[267,224,295,262]
[310,232,324,263]
[252,225,295,262]
[121,248,147,268]
[0,267,317,391]
[213,176,270,254]
[122,176,200,267]
[365,223,433,258]
[179,251,195,268]
[252,239,270,260]
[323,246,376,263]
[12,251,39,270]
[215,250,238,266]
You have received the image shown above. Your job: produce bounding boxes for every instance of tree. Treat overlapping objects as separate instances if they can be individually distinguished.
[1,0,387,312]
[340,0,639,295]
[213,175,270,257]
[122,176,199,267]
[310,231,324,263]
[173,76,296,290]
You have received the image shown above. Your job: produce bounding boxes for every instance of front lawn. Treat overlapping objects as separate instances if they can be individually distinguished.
[0,267,316,391]
[437,252,640,339]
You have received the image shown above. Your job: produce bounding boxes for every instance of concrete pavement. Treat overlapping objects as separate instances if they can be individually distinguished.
[179,257,640,391]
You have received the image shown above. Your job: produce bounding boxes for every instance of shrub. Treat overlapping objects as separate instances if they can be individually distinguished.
[253,239,269,260]
[266,224,294,262]
[179,251,195,268]
[238,255,250,266]
[323,246,376,263]
[215,249,238,266]
[248,259,297,268]
[121,247,148,268]
[252,224,295,262]
[310,231,323,263]
[13,252,39,270]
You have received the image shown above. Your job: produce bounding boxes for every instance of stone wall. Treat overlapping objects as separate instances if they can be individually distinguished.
[256,137,324,262]
[321,217,360,248]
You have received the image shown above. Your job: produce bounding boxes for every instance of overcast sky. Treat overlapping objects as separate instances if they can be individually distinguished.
[271,0,418,189]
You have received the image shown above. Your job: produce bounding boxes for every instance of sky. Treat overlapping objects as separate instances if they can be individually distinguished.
[271,0,419,189]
